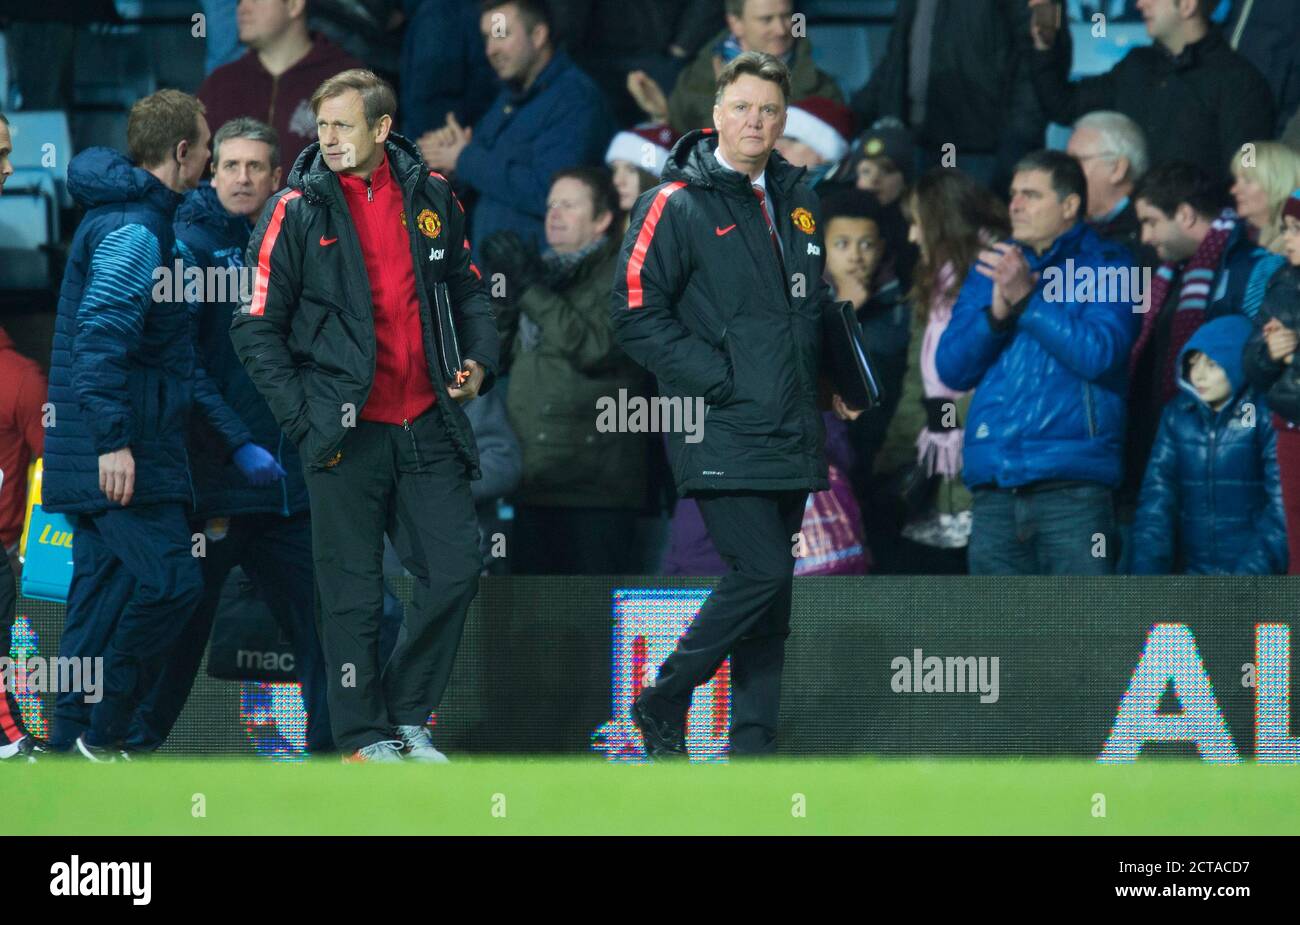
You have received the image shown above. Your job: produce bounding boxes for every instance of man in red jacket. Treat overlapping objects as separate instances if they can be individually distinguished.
[0,318,49,762]
[198,0,361,175]
[231,70,499,763]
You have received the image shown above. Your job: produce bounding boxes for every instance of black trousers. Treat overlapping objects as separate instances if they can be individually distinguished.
[125,511,333,753]
[303,411,481,752]
[1,550,30,745]
[643,489,808,755]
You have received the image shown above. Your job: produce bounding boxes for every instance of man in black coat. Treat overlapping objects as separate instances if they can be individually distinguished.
[611,52,855,757]
[851,0,1053,191]
[231,70,499,763]
[1028,0,1274,181]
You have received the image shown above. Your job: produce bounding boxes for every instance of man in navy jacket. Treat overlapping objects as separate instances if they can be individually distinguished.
[43,90,213,760]
[937,150,1139,575]
[124,118,333,754]
[419,0,613,257]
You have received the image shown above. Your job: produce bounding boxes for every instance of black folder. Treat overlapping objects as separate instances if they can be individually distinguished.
[823,300,883,412]
[431,281,465,384]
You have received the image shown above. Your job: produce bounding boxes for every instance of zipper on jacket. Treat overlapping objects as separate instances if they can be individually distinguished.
[1081,383,1097,438]
[404,417,422,468]
[277,431,289,517]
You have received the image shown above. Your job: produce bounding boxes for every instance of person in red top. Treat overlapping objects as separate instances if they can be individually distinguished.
[231,70,499,763]
[0,320,49,762]
[197,0,361,176]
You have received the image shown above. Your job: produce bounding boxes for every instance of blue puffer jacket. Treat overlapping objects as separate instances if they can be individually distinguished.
[936,221,1140,488]
[43,148,193,515]
[454,49,614,259]
[1132,315,1287,575]
[175,183,310,520]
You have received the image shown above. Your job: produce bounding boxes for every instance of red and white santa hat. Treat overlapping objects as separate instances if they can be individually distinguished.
[783,96,855,163]
[605,123,681,178]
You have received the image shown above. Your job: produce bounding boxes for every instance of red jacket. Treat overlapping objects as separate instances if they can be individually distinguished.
[338,153,438,425]
[0,327,47,550]
[197,34,361,176]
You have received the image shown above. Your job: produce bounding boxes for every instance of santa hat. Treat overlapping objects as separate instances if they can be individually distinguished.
[782,96,854,163]
[1284,188,1300,224]
[605,124,681,178]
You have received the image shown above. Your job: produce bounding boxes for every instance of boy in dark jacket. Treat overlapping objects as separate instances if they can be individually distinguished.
[1133,314,1286,574]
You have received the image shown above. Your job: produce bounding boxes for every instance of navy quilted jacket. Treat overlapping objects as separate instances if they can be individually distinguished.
[936,221,1139,489]
[1132,315,1287,575]
[175,183,310,519]
[43,147,193,514]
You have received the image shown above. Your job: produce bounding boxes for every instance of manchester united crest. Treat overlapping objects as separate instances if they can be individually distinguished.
[791,207,816,235]
[417,209,441,239]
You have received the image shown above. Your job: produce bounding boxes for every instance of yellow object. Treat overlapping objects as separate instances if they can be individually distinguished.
[18,458,42,559]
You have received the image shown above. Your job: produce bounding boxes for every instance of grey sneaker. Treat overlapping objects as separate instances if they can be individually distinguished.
[344,740,405,764]
[395,725,449,764]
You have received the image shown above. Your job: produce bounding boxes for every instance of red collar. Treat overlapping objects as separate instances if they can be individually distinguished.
[337,151,392,196]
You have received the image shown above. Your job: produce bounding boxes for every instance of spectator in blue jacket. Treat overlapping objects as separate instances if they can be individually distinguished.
[1132,314,1287,574]
[401,0,497,140]
[937,150,1139,575]
[43,91,213,760]
[124,118,334,755]
[418,0,614,255]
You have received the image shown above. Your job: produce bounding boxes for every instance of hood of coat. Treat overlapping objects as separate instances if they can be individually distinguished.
[67,146,182,215]
[287,130,429,205]
[1176,313,1254,409]
[662,128,807,201]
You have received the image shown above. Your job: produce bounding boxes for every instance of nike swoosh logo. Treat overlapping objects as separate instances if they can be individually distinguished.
[716,224,737,236]
[320,236,338,246]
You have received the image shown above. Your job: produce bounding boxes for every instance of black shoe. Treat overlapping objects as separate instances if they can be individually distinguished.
[0,735,50,763]
[74,734,119,763]
[630,696,688,759]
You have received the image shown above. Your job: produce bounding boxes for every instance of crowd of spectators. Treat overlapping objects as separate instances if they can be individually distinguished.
[7,0,1300,580]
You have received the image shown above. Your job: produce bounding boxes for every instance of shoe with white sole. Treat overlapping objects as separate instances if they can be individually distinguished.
[395,725,449,764]
[342,740,405,763]
[74,734,119,763]
[0,735,50,763]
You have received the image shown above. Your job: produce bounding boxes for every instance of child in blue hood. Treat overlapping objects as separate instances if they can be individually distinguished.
[1132,314,1288,574]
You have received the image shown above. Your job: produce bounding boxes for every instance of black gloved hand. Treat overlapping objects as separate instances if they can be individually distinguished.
[481,230,544,297]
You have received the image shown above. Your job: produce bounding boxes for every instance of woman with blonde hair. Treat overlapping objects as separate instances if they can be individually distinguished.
[1230,141,1300,253]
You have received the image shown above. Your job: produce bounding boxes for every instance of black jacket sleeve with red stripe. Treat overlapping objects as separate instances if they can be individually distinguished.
[230,188,312,446]
[610,184,734,405]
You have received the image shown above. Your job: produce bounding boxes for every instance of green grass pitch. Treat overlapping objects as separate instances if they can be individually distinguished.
[5,758,1300,835]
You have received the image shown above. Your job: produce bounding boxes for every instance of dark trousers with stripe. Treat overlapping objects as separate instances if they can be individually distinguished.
[641,489,808,755]
[1,550,31,745]
[303,410,481,752]
[124,511,333,753]
[51,503,204,747]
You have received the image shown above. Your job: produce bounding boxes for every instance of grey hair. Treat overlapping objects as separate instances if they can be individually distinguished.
[212,116,279,170]
[1072,110,1149,183]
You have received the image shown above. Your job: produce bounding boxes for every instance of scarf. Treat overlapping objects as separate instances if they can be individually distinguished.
[916,262,966,479]
[1128,209,1237,403]
[518,235,608,352]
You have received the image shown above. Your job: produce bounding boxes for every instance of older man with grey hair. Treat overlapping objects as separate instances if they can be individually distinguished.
[1067,110,1156,267]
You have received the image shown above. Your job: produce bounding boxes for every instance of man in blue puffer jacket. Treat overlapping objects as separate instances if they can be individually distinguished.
[124,118,333,754]
[937,150,1139,575]
[43,90,213,760]
[1132,314,1287,574]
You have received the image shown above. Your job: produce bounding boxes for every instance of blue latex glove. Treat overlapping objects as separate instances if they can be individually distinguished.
[232,443,287,486]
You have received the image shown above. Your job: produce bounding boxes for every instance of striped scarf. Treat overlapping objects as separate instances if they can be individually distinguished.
[1128,209,1237,404]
